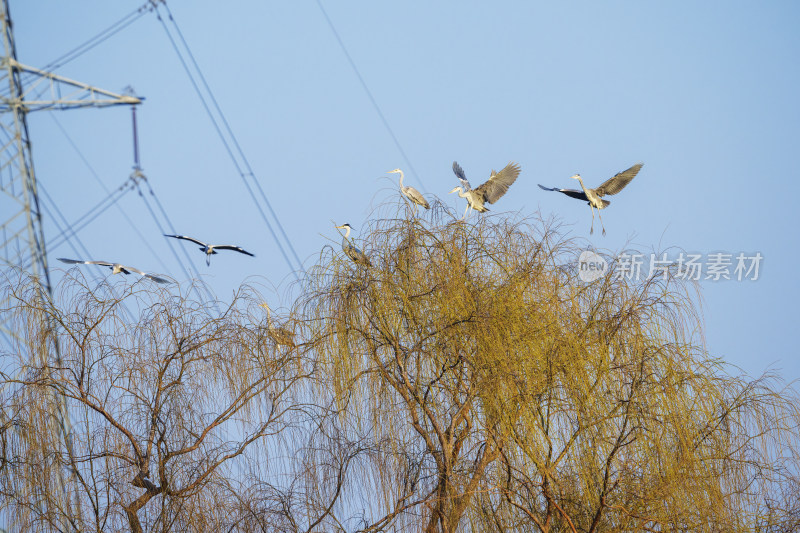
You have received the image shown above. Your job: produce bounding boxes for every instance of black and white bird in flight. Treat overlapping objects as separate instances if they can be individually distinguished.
[164,234,255,266]
[57,258,170,283]
[538,162,643,235]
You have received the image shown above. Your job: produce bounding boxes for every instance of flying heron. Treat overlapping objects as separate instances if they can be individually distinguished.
[334,224,371,267]
[57,258,170,283]
[164,234,254,265]
[388,168,429,209]
[449,161,522,218]
[260,303,296,347]
[538,162,643,235]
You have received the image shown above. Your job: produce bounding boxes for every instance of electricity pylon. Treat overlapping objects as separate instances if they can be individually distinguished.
[1,1,141,528]
[1,0,141,340]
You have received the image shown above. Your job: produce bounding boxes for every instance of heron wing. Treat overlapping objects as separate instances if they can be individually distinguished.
[476,161,521,204]
[121,264,146,276]
[344,244,371,266]
[537,184,588,201]
[404,187,430,208]
[57,258,84,265]
[84,260,114,267]
[594,163,643,197]
[121,264,170,283]
[343,240,371,266]
[452,161,472,190]
[164,234,207,247]
[213,245,254,257]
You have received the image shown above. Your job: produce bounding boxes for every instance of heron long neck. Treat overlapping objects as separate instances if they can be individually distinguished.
[397,170,405,189]
[343,226,351,239]
[575,176,589,194]
[458,188,469,199]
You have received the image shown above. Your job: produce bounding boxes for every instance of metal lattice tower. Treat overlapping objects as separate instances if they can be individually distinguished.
[1,2,142,528]
[0,0,140,341]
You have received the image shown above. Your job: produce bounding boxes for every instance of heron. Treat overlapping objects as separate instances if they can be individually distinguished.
[449,161,522,218]
[57,258,170,284]
[538,162,643,235]
[164,234,254,265]
[387,168,429,209]
[260,303,296,347]
[335,223,371,267]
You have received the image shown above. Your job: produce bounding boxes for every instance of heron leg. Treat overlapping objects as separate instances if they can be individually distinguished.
[598,210,607,236]
[463,204,470,220]
[589,206,595,235]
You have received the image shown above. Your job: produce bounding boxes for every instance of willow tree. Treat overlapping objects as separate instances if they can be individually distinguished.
[303,203,800,532]
[2,203,798,532]
[0,274,315,533]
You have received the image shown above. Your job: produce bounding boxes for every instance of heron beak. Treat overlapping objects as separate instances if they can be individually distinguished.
[570,174,581,180]
[448,187,459,194]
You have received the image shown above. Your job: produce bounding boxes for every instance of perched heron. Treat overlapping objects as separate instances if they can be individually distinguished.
[164,234,254,265]
[335,223,371,267]
[57,258,170,284]
[538,162,643,235]
[388,168,429,209]
[260,303,296,347]
[449,161,522,218]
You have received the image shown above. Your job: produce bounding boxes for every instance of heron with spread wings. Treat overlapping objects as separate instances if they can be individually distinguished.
[164,234,254,265]
[57,258,170,283]
[450,161,522,218]
[388,168,429,209]
[335,223,371,267]
[538,162,643,235]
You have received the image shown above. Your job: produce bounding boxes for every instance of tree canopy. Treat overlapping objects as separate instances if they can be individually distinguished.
[2,204,799,532]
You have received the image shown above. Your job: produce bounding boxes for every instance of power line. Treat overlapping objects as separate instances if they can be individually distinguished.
[47,112,173,275]
[1,5,147,525]
[124,103,218,307]
[26,185,136,322]
[162,4,305,271]
[40,4,151,72]
[2,2,153,98]
[42,111,211,312]
[313,0,427,193]
[37,185,94,265]
[46,178,134,252]
[132,174,219,308]
[39,187,144,324]
[154,3,304,281]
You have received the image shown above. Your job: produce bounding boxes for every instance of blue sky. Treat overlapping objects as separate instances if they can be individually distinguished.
[10,1,800,382]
